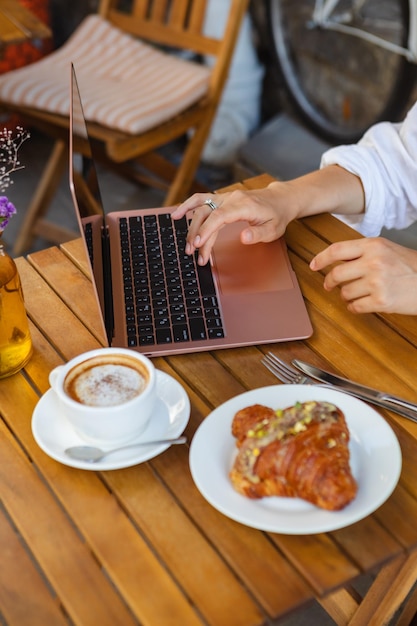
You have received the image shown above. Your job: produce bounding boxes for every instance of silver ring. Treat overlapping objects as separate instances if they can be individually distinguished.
[204,198,218,212]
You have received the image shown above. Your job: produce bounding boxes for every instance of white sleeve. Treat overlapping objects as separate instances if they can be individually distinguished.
[320,102,417,236]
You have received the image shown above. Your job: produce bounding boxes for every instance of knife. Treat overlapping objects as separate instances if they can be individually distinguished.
[292,359,417,423]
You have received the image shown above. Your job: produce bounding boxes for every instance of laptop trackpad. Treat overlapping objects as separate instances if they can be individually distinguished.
[212,222,294,295]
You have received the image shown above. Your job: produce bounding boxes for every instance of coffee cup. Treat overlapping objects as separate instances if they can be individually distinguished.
[49,348,156,445]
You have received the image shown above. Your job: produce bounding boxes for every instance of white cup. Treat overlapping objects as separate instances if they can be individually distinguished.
[49,348,156,446]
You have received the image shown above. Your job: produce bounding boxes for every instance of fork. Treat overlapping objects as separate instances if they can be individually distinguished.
[261,352,320,385]
[260,351,417,423]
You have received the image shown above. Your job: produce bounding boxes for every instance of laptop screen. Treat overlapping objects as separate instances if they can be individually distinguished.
[69,64,112,343]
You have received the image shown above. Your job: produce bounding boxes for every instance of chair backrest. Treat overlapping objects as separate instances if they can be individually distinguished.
[98,0,250,104]
[7,0,251,254]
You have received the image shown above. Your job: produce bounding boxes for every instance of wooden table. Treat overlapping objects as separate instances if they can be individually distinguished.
[2,173,417,625]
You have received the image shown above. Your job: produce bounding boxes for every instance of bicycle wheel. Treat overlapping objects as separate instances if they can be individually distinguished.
[266,0,417,143]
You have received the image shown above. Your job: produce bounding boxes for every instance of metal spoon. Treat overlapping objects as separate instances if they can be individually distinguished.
[65,436,187,463]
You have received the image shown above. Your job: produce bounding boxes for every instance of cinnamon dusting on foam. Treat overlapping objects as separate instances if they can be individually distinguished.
[65,355,149,407]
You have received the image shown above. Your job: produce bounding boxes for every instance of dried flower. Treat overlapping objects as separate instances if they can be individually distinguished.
[0,126,30,232]
[0,196,16,230]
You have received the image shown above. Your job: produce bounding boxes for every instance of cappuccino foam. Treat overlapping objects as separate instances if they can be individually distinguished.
[65,356,148,407]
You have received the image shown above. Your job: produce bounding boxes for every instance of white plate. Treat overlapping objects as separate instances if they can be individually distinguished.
[32,370,190,471]
[189,385,402,534]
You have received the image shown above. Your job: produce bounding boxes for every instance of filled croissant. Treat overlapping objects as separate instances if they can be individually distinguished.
[230,400,357,510]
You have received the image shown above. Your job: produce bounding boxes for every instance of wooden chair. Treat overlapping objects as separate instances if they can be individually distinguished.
[0,0,249,254]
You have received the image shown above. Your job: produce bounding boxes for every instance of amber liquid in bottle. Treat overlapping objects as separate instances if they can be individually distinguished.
[0,245,32,378]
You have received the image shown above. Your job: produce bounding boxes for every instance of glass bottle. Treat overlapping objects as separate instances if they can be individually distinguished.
[0,242,32,378]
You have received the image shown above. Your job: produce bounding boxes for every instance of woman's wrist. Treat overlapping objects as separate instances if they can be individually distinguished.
[266,179,305,222]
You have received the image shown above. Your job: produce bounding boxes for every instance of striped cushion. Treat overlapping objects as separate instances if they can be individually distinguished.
[0,14,211,135]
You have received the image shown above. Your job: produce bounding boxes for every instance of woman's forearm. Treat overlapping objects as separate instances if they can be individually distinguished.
[268,164,366,221]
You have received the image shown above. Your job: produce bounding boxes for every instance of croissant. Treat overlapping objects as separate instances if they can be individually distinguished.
[230,400,357,510]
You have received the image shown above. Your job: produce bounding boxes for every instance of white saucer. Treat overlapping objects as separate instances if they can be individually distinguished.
[32,370,190,470]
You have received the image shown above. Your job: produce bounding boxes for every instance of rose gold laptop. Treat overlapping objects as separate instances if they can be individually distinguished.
[69,63,312,356]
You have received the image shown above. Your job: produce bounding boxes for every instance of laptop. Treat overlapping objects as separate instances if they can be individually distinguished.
[69,63,312,356]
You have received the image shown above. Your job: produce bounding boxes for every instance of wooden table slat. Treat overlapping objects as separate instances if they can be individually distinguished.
[25,248,107,346]
[17,256,101,359]
[0,505,68,626]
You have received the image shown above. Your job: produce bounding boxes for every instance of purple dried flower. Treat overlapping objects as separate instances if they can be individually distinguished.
[0,126,30,232]
[0,196,16,230]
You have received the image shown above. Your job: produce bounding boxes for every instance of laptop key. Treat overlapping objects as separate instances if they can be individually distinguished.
[155,306,169,318]
[155,317,170,328]
[206,317,223,329]
[208,328,225,339]
[137,314,152,325]
[138,325,153,335]
[187,306,202,318]
[139,335,156,346]
[173,324,190,342]
[153,296,168,308]
[196,262,216,296]
[190,317,206,341]
[172,313,186,324]
[170,303,185,314]
[156,328,172,344]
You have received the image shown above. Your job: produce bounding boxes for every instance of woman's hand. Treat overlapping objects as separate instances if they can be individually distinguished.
[310,237,417,314]
[171,182,300,265]
[172,166,365,266]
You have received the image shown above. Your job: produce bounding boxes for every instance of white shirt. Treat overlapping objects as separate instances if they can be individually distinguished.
[320,101,417,236]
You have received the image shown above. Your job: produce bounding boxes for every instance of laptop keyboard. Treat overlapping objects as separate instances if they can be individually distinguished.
[119,213,225,347]
[84,222,94,265]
